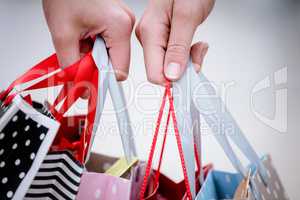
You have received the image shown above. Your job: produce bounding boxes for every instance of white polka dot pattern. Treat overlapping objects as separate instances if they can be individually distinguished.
[251,155,290,200]
[0,102,55,200]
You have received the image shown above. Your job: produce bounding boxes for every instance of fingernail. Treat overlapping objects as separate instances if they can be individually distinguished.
[202,46,208,58]
[165,62,181,80]
[193,62,201,73]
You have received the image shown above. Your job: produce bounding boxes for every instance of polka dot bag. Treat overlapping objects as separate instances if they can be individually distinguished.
[0,95,59,200]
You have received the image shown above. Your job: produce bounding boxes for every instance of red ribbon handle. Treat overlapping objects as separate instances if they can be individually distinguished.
[0,54,59,102]
[140,82,193,200]
[42,53,99,163]
[1,50,99,164]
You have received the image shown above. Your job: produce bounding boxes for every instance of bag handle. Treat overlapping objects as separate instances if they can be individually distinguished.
[85,37,137,163]
[172,65,202,197]
[183,57,269,185]
[0,41,102,164]
[0,54,60,101]
[1,53,87,108]
[140,82,194,200]
[50,68,99,163]
[140,66,205,199]
[44,53,99,163]
[191,98,204,185]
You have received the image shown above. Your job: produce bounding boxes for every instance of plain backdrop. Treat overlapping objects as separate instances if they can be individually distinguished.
[0,0,299,199]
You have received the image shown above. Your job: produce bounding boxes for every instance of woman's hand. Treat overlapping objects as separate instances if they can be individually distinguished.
[43,0,135,81]
[136,0,215,85]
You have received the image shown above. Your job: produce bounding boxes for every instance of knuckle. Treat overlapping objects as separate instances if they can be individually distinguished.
[51,29,74,45]
[136,18,152,37]
[111,11,134,33]
[166,44,189,58]
[146,73,164,85]
[173,6,194,20]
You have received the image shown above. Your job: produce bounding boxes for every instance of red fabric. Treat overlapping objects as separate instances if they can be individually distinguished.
[1,52,99,163]
[23,95,33,105]
[0,54,59,101]
[145,165,213,200]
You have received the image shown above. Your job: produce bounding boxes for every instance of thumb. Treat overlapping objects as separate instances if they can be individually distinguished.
[164,7,197,81]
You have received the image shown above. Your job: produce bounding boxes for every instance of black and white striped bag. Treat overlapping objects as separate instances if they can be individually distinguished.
[25,151,83,200]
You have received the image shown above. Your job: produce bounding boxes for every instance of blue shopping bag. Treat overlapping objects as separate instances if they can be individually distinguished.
[196,155,288,200]
[196,171,242,200]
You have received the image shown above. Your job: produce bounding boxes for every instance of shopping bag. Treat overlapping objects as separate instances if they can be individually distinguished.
[76,37,138,200]
[197,170,244,200]
[140,76,213,200]
[197,155,288,200]
[25,112,90,199]
[78,152,141,200]
[24,38,104,199]
[25,151,84,200]
[176,58,289,200]
[0,96,59,199]
[0,55,67,200]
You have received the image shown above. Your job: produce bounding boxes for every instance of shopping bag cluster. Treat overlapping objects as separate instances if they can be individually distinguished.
[0,37,289,200]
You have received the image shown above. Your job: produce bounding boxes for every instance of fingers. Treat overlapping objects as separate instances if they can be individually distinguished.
[52,30,81,68]
[163,2,198,81]
[103,9,135,81]
[107,39,131,81]
[43,0,81,68]
[141,43,167,85]
[135,15,169,85]
[191,42,209,73]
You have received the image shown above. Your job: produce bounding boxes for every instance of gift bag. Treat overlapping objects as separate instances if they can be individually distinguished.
[0,56,67,199]
[25,102,93,200]
[0,95,59,200]
[24,38,104,199]
[174,58,289,200]
[140,75,213,200]
[76,37,139,200]
[0,55,66,200]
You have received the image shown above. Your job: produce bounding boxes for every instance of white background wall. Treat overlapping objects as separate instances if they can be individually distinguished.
[0,0,299,199]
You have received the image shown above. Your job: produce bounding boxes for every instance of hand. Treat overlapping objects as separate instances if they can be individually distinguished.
[43,0,135,81]
[136,0,215,85]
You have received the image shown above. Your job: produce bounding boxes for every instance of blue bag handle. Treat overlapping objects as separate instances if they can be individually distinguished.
[180,58,269,186]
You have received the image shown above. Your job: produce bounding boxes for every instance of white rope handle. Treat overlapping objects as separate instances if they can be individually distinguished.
[86,37,136,163]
